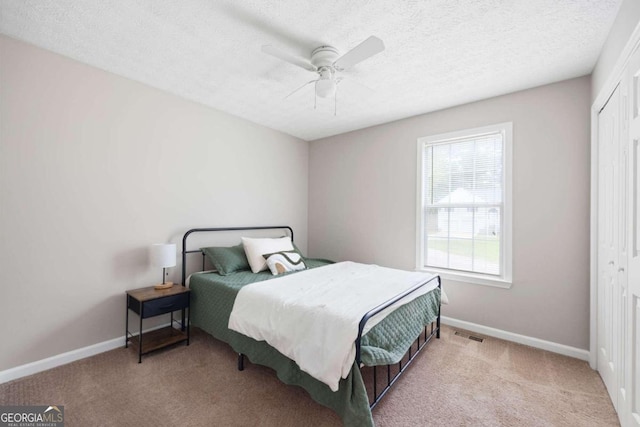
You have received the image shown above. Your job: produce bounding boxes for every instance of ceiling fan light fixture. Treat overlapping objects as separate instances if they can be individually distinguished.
[262,36,385,103]
[315,78,336,98]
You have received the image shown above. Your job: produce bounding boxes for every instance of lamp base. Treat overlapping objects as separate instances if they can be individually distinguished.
[154,282,174,290]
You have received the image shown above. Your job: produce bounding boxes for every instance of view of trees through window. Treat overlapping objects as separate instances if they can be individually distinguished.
[422,133,503,275]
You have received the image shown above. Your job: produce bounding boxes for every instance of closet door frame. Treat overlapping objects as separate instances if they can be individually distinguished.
[591,23,640,371]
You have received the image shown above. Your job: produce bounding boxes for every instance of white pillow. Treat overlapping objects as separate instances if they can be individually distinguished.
[265,251,307,275]
[241,236,294,273]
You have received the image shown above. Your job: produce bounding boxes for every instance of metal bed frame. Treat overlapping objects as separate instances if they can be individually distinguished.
[181,226,440,409]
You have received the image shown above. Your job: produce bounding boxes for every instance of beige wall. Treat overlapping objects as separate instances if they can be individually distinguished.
[592,0,640,101]
[0,35,309,371]
[309,76,591,349]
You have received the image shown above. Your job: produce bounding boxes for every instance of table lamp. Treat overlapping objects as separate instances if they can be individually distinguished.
[150,243,176,289]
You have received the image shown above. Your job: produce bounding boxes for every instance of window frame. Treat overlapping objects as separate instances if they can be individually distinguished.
[415,122,513,288]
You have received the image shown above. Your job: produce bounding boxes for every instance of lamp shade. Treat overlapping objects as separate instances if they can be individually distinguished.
[149,243,176,268]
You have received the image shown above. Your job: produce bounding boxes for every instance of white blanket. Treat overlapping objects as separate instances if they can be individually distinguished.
[227,261,439,391]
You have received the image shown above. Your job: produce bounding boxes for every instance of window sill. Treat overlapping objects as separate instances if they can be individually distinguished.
[416,267,512,289]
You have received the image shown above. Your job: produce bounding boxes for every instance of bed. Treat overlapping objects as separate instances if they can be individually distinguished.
[181,226,441,426]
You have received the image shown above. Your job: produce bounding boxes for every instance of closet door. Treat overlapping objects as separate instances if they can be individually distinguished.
[618,71,630,423]
[627,46,640,427]
[598,85,621,410]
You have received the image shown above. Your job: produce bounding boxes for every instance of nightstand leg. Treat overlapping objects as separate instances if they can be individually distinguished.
[186,307,190,346]
[125,299,129,349]
[138,314,143,363]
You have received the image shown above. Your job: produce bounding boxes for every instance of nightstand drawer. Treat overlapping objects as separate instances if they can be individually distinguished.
[142,293,189,318]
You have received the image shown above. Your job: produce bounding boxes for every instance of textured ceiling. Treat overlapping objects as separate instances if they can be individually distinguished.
[0,0,621,141]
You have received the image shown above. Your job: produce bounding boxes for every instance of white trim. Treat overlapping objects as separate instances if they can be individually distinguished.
[417,267,512,288]
[441,316,590,361]
[415,122,513,286]
[0,322,180,384]
[0,315,588,384]
[416,140,425,273]
[0,337,124,385]
[590,105,599,370]
[590,18,640,371]
[593,23,640,110]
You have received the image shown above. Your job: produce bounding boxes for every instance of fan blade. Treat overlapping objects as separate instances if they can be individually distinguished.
[262,45,317,72]
[284,79,317,99]
[334,36,385,70]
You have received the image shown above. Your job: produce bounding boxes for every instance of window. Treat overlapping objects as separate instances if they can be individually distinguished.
[416,123,512,287]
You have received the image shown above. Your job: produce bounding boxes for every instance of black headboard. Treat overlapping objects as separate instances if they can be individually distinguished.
[181,226,294,286]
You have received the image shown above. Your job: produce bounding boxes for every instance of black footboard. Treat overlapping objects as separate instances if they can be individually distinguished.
[236,274,442,409]
[355,275,441,408]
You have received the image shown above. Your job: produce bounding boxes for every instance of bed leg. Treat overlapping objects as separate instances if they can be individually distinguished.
[436,308,441,339]
[237,353,245,371]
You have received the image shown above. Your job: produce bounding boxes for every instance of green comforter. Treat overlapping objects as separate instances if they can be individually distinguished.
[189,259,440,427]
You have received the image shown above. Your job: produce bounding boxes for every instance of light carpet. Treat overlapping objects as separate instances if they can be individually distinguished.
[0,326,618,426]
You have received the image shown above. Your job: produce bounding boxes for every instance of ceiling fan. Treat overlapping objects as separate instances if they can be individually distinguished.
[261,36,385,113]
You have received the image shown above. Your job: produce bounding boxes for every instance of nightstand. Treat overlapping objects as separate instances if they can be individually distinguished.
[125,285,190,363]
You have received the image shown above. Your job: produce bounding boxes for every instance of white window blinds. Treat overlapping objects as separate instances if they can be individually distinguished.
[421,131,505,276]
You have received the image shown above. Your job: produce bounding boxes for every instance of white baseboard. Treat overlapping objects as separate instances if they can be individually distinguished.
[0,322,181,384]
[441,316,590,361]
[2,317,588,384]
